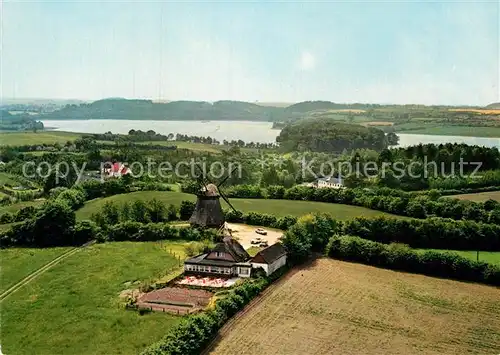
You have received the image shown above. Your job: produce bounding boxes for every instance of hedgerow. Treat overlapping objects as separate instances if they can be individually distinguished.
[326,235,500,286]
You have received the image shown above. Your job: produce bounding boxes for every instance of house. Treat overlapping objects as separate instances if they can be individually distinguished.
[184,237,253,278]
[102,162,129,178]
[251,243,287,276]
[184,237,287,278]
[316,176,343,189]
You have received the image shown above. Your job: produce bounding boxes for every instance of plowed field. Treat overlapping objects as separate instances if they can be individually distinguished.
[208,259,500,355]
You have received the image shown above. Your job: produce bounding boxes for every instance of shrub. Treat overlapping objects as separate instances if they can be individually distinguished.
[0,212,14,224]
[179,200,195,220]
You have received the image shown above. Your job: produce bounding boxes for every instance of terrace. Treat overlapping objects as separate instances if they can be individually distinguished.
[176,275,240,288]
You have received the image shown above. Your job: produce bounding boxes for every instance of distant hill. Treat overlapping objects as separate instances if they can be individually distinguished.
[485,102,500,109]
[31,98,498,123]
[39,98,287,122]
[284,101,382,113]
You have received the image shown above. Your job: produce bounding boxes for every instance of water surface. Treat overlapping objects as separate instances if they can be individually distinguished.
[42,120,500,148]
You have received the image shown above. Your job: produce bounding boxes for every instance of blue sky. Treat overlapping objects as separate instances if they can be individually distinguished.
[2,1,499,105]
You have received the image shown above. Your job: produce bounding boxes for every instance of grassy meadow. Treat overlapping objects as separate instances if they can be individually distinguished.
[0,131,82,146]
[0,247,72,294]
[448,190,500,202]
[1,241,188,355]
[208,258,500,355]
[0,199,45,215]
[75,191,404,221]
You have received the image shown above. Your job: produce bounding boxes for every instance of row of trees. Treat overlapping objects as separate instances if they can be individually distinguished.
[90,200,179,227]
[205,184,500,224]
[327,236,499,285]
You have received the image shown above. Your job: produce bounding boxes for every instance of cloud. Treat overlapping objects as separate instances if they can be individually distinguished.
[299,51,316,71]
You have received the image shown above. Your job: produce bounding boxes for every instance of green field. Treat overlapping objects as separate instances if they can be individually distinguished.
[395,125,500,138]
[0,131,82,146]
[448,190,500,202]
[0,199,45,215]
[1,241,187,355]
[0,247,72,293]
[416,249,500,265]
[75,191,403,221]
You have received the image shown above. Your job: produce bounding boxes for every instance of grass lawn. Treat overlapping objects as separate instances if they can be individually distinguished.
[0,199,45,215]
[0,131,82,146]
[1,241,187,355]
[416,249,500,265]
[75,191,404,221]
[0,247,72,293]
[448,190,500,202]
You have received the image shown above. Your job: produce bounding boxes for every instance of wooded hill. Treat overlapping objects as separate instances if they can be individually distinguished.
[277,117,388,152]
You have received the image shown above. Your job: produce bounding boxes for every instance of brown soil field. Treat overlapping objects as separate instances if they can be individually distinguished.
[362,121,394,126]
[449,108,500,115]
[448,190,500,202]
[207,259,500,355]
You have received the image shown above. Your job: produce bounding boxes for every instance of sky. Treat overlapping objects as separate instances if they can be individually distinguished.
[2,1,499,105]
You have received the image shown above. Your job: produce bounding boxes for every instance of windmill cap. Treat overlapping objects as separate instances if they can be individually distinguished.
[202,183,219,196]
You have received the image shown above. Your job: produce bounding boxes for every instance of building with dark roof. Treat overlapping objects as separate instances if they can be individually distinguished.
[184,237,253,278]
[184,238,287,278]
[251,243,287,276]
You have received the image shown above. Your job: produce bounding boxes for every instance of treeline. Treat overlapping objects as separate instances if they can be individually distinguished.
[384,143,500,172]
[184,183,500,224]
[326,236,499,285]
[280,214,500,286]
[343,216,500,251]
[86,130,277,149]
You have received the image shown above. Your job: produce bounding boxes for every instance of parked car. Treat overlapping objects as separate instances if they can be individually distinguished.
[255,228,267,235]
[251,237,262,244]
[259,240,269,247]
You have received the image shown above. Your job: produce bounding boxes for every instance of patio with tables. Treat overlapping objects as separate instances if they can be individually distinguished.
[176,275,240,288]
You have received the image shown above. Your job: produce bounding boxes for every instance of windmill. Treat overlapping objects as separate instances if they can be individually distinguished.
[188,165,238,230]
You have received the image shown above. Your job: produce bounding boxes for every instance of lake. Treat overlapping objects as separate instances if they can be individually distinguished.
[42,119,500,148]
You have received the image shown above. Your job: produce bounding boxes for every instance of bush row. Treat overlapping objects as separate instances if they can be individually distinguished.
[326,235,500,286]
[344,216,500,251]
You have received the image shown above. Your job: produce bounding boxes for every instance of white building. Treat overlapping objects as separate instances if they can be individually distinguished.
[316,176,344,189]
[251,243,287,276]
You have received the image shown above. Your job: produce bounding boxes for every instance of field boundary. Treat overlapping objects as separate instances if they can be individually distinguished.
[0,240,95,301]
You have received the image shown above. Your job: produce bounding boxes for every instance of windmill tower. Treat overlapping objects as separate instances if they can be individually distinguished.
[188,166,238,229]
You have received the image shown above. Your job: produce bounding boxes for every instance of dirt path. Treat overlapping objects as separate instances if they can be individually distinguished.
[0,240,95,302]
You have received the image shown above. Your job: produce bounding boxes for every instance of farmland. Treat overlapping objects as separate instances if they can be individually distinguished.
[0,131,82,146]
[449,190,500,202]
[1,241,187,355]
[75,191,404,221]
[208,258,500,355]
